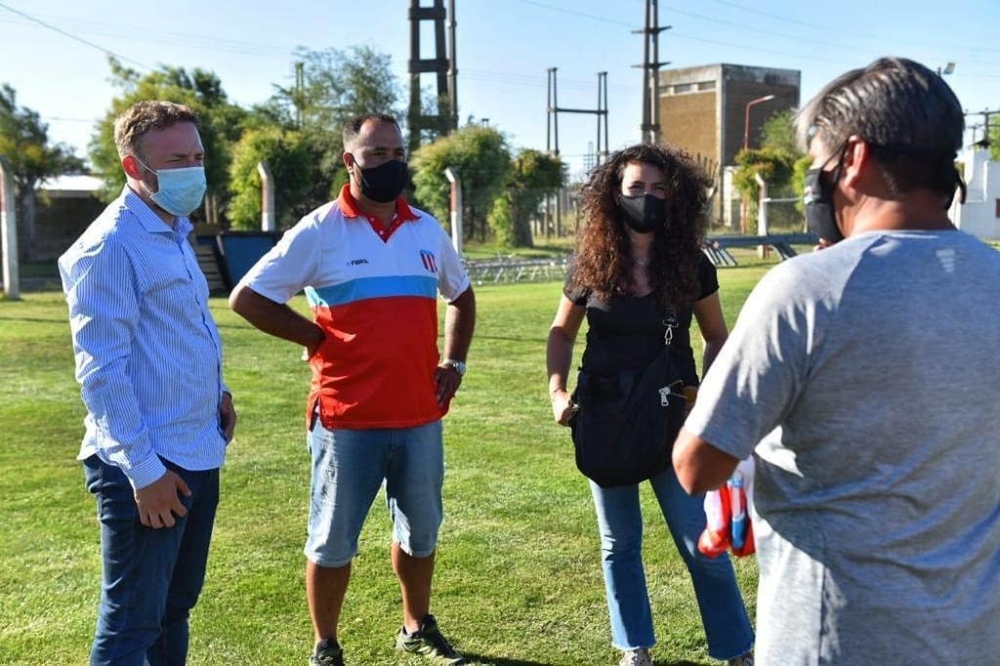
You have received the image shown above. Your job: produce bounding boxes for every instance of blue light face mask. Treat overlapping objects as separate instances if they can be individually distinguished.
[135,158,207,217]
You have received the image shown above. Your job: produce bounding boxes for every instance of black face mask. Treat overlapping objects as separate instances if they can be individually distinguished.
[619,194,667,234]
[803,144,848,244]
[355,160,408,203]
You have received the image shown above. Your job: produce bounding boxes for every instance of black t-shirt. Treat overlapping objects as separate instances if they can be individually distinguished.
[565,254,719,384]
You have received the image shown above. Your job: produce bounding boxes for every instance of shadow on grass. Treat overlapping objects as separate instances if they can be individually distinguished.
[460,655,553,666]
[461,656,706,666]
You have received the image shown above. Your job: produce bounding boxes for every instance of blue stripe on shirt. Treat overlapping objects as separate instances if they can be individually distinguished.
[305,275,438,308]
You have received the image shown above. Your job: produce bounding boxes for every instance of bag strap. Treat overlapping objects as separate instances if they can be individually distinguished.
[662,306,679,348]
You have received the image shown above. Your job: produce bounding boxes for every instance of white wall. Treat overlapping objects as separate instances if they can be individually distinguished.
[950,148,1000,240]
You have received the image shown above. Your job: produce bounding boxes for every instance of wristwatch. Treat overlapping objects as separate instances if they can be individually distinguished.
[445,359,467,377]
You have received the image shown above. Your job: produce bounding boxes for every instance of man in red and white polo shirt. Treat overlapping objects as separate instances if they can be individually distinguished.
[230,113,476,666]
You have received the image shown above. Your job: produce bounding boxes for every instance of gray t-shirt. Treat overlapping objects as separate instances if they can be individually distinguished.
[685,230,1000,665]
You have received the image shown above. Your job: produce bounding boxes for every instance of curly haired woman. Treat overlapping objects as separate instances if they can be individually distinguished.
[546,143,754,666]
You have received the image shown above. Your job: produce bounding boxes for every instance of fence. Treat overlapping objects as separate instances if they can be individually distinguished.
[463,255,570,284]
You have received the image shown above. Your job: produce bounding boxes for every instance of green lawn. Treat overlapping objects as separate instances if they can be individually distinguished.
[0,265,771,666]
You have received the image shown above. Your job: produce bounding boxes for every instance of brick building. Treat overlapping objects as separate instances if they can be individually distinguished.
[657,64,800,225]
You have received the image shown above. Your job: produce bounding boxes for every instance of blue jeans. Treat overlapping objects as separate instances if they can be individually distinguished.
[590,465,754,660]
[305,419,444,567]
[84,455,220,666]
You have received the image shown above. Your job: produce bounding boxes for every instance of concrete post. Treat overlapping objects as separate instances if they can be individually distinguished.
[755,172,770,259]
[257,161,276,232]
[443,167,463,256]
[0,156,20,300]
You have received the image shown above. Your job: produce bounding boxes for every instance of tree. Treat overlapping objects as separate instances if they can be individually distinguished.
[0,83,84,261]
[791,153,814,216]
[89,58,246,224]
[760,109,801,156]
[731,147,798,231]
[410,125,511,242]
[234,46,403,223]
[988,121,1000,161]
[493,149,565,247]
[273,46,401,134]
[227,126,315,230]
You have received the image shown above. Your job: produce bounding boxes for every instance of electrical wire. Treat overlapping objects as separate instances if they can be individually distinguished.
[0,1,151,70]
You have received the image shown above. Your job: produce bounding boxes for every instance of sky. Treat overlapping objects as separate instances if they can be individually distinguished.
[2,0,999,180]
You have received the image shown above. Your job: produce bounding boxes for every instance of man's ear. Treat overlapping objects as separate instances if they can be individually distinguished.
[841,136,870,188]
[122,154,145,180]
[342,152,355,172]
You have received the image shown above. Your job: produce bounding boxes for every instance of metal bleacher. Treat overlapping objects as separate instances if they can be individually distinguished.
[193,241,228,294]
[461,233,817,284]
[193,233,817,293]
[701,232,816,267]
[462,255,571,284]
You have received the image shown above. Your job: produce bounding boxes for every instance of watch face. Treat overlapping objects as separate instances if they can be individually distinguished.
[449,360,466,376]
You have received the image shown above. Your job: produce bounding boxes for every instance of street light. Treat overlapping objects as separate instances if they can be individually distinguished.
[743,94,777,150]
[739,94,776,236]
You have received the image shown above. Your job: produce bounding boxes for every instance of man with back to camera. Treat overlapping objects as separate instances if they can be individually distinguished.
[59,100,237,665]
[229,113,476,666]
[672,57,1000,665]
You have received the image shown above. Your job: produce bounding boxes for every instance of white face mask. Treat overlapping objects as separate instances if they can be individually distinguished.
[135,157,207,216]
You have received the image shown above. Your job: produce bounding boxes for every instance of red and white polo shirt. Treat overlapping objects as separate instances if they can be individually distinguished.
[238,185,470,429]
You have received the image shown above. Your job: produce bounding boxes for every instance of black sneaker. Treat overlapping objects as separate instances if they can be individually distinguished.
[395,614,465,665]
[310,638,344,666]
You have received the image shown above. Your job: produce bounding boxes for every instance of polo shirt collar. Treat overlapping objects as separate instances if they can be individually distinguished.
[337,184,418,223]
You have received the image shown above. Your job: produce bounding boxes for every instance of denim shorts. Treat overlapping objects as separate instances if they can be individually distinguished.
[305,418,445,567]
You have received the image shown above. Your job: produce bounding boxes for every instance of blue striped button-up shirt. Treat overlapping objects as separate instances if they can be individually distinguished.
[59,187,228,489]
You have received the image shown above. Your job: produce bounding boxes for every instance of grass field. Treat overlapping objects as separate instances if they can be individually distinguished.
[0,264,772,666]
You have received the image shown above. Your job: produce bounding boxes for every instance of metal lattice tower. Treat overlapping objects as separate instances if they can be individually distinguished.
[546,69,609,164]
[407,0,458,155]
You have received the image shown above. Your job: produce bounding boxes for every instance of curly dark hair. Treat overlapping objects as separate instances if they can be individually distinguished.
[570,142,711,308]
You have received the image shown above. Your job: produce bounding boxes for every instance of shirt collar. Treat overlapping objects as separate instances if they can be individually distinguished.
[121,186,192,237]
[336,184,418,223]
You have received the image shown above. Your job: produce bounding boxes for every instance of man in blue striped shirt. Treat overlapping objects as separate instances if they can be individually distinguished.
[59,100,236,666]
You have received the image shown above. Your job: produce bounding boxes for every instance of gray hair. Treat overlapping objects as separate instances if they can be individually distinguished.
[796,57,964,198]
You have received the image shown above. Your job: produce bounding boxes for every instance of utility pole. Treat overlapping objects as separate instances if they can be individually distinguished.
[965,109,1000,150]
[546,69,609,162]
[633,0,670,144]
[294,61,304,129]
[967,123,983,146]
[546,69,609,237]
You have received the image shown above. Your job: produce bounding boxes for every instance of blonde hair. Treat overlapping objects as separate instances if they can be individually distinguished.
[114,100,199,160]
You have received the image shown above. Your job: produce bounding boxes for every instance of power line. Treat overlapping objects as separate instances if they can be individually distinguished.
[512,0,633,27]
[666,4,856,54]
[705,0,1000,55]
[0,1,151,70]
[512,0,1000,71]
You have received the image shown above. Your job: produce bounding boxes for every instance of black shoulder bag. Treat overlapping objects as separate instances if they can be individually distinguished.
[569,311,688,488]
